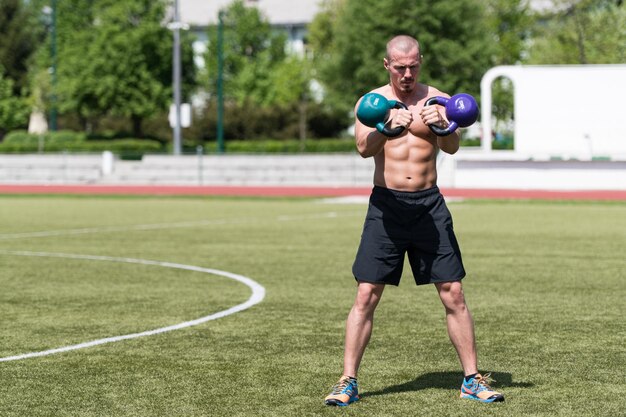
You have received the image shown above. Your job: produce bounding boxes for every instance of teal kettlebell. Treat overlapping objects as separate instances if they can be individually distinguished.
[356,93,408,137]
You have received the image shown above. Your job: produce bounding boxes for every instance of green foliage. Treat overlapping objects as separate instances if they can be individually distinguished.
[192,98,350,143]
[0,0,40,95]
[202,138,356,153]
[527,0,626,64]
[486,0,534,65]
[0,128,162,153]
[309,0,495,117]
[205,0,289,106]
[1,129,32,144]
[203,0,320,141]
[0,139,162,154]
[3,129,85,144]
[307,0,349,116]
[46,129,87,143]
[4,0,622,144]
[85,1,171,118]
[205,0,330,139]
[409,1,495,96]
[0,0,37,136]
[484,0,534,128]
[308,0,345,62]
[31,0,196,137]
[255,55,310,107]
[0,73,30,134]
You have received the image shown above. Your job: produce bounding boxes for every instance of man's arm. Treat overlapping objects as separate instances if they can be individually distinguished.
[354,98,412,158]
[419,93,461,155]
[437,130,461,154]
[354,97,388,158]
[355,125,388,158]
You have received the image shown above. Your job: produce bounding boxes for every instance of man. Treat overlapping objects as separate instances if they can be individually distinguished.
[324,35,504,406]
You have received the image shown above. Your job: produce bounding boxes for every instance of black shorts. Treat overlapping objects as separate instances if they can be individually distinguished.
[352,185,466,286]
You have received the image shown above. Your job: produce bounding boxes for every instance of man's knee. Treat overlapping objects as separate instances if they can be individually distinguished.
[437,281,467,311]
[353,282,384,312]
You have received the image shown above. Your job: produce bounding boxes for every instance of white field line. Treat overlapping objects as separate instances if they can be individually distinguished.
[0,211,361,240]
[0,250,266,362]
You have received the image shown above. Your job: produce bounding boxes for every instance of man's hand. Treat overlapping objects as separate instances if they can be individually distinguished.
[390,108,413,130]
[420,105,449,129]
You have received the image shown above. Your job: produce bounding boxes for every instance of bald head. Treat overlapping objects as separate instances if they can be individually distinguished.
[386,35,420,60]
[383,35,422,94]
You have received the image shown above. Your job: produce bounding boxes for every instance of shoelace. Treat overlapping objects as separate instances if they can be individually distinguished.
[474,373,496,391]
[330,378,355,395]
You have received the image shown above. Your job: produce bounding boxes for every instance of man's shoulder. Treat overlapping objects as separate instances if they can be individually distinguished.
[425,85,450,98]
[369,85,391,96]
[354,86,392,108]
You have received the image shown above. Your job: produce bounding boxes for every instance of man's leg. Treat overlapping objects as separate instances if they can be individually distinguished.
[435,281,478,376]
[436,281,505,402]
[343,282,385,378]
[325,282,384,406]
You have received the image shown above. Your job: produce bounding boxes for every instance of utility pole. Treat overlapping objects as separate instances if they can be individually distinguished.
[50,0,58,131]
[171,0,182,155]
[216,10,225,154]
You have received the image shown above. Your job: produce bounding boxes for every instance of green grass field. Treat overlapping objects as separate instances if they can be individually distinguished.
[0,195,624,417]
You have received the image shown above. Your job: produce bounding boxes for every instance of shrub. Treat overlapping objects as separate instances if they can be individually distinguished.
[45,130,87,143]
[2,129,88,146]
[200,138,356,154]
[0,135,163,154]
[2,130,38,144]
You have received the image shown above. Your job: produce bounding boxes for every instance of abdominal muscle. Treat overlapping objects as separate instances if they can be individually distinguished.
[372,128,438,192]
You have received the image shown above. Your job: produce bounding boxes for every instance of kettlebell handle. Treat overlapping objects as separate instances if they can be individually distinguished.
[378,100,408,137]
[424,93,479,137]
[424,96,458,137]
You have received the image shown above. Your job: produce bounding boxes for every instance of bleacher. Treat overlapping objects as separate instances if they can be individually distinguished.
[0,153,375,187]
[1,152,625,191]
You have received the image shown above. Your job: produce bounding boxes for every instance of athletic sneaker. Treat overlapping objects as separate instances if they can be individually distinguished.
[324,376,359,406]
[460,373,504,403]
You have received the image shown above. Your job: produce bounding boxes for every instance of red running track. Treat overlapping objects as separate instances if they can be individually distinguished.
[0,184,625,200]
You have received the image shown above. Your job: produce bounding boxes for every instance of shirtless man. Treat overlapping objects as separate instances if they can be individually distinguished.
[324,35,504,406]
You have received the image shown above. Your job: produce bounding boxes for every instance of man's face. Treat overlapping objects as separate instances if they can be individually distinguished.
[384,47,422,93]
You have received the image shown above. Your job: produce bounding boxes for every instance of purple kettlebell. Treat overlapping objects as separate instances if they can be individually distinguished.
[424,93,479,136]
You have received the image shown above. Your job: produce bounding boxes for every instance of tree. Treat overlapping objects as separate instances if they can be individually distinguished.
[267,55,312,144]
[487,0,533,65]
[84,0,173,136]
[205,0,288,104]
[32,0,197,137]
[0,70,30,136]
[309,0,496,118]
[204,0,317,140]
[46,0,100,128]
[307,0,350,118]
[527,0,626,64]
[307,0,346,64]
[0,0,40,95]
[485,0,534,135]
